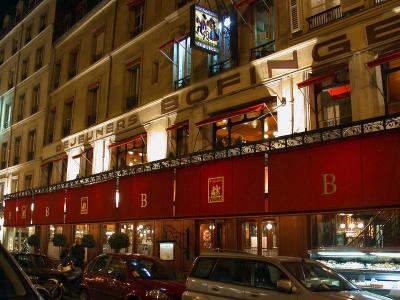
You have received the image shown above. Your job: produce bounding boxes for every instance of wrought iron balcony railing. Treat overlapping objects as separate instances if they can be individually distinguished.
[209,58,234,77]
[250,41,275,61]
[175,75,191,90]
[306,5,342,30]
[130,25,143,38]
[5,113,400,200]
[126,95,139,110]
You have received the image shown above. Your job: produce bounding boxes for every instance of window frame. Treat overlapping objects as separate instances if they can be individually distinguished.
[382,60,400,115]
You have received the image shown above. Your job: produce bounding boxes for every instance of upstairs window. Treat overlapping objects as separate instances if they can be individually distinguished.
[8,68,15,89]
[11,178,19,193]
[12,39,18,55]
[111,135,147,170]
[167,121,189,158]
[25,25,32,44]
[68,48,79,79]
[53,60,61,89]
[0,49,4,64]
[92,29,105,62]
[14,136,21,165]
[39,12,47,32]
[173,36,191,90]
[17,94,25,122]
[382,58,400,114]
[1,142,7,169]
[61,156,68,182]
[125,61,140,110]
[4,104,11,128]
[176,0,192,8]
[47,108,56,143]
[24,174,33,190]
[41,162,53,187]
[62,100,73,137]
[128,0,144,38]
[21,58,29,81]
[31,85,40,114]
[35,47,44,71]
[311,0,340,15]
[27,129,36,161]
[80,148,93,177]
[87,83,99,126]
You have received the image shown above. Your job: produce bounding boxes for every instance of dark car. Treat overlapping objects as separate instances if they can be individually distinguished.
[12,253,64,299]
[80,253,185,300]
[0,243,44,299]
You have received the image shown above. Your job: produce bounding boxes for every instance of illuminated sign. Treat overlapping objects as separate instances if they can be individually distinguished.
[190,4,219,55]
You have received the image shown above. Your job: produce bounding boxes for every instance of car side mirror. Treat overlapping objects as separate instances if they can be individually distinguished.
[114,269,127,281]
[277,279,296,293]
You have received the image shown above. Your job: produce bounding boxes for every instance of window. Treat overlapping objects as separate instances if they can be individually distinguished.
[80,148,93,177]
[250,0,275,60]
[125,64,140,110]
[252,261,287,289]
[128,1,144,38]
[25,25,32,44]
[12,39,18,55]
[209,259,252,286]
[14,137,21,165]
[173,37,191,90]
[92,30,105,62]
[39,12,47,32]
[21,58,29,80]
[242,220,258,254]
[61,156,68,182]
[62,100,73,137]
[261,220,278,256]
[35,47,44,71]
[47,108,56,143]
[11,178,19,193]
[0,49,4,64]
[68,48,79,79]
[87,84,98,126]
[209,15,234,76]
[314,69,352,128]
[214,107,277,149]
[108,257,127,277]
[151,60,159,84]
[383,58,400,114]
[168,122,189,157]
[41,162,53,186]
[92,255,109,273]
[27,130,36,161]
[311,0,340,15]
[53,60,61,89]
[74,224,89,239]
[31,85,40,114]
[4,103,11,128]
[1,142,7,169]
[24,174,33,190]
[191,257,217,279]
[114,136,146,169]
[17,94,25,122]
[136,222,154,256]
[8,68,15,89]
[75,0,87,21]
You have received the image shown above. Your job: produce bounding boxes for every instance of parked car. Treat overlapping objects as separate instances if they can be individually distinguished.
[80,253,185,300]
[12,252,64,300]
[0,243,46,299]
[182,250,391,300]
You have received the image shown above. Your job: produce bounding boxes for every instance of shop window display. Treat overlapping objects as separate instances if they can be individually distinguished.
[74,224,89,239]
[114,137,146,169]
[242,221,258,254]
[4,227,35,252]
[47,225,63,258]
[136,222,154,256]
[120,223,135,253]
[261,220,278,256]
[102,224,116,253]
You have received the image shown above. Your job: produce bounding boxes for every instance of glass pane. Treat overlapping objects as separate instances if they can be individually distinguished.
[388,70,400,113]
[102,224,115,253]
[261,221,278,256]
[136,222,153,256]
[210,259,252,286]
[199,222,215,252]
[253,262,288,289]
[120,223,134,253]
[190,258,217,279]
[264,115,277,137]
[74,224,89,239]
[231,119,262,145]
[92,255,109,273]
[242,221,258,254]
[215,127,229,148]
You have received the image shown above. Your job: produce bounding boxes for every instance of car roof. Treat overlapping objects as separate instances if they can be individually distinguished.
[196,250,310,264]
[96,252,159,261]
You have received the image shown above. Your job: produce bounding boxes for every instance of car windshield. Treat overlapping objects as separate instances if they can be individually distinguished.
[282,261,358,292]
[128,259,176,280]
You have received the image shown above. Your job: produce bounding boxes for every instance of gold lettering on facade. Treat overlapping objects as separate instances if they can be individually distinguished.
[322,173,337,195]
[140,193,148,208]
[45,207,50,217]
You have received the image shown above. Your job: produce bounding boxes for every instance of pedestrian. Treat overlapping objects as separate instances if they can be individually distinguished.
[70,237,85,270]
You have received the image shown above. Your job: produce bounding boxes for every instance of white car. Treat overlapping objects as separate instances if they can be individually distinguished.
[182,250,390,300]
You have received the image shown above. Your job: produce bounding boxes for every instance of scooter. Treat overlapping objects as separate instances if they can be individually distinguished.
[56,255,83,297]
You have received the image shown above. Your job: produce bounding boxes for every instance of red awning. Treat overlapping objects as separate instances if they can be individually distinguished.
[297,72,336,89]
[65,180,117,223]
[195,103,266,127]
[16,197,32,226]
[234,0,257,8]
[41,154,68,166]
[3,199,17,226]
[33,191,65,225]
[367,51,400,68]
[166,120,188,131]
[268,131,400,213]
[159,33,189,50]
[175,154,265,218]
[118,170,174,220]
[108,133,146,149]
[327,84,351,98]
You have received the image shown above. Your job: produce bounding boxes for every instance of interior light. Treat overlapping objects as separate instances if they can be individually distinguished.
[128,151,134,155]
[263,134,269,139]
[129,162,134,167]
[266,223,273,230]
[224,17,231,28]
[349,223,355,229]
[251,120,258,128]
[272,131,279,137]
[222,119,228,124]
[339,223,346,229]
[357,223,364,229]
[393,6,400,13]
[31,203,34,212]
[115,190,120,209]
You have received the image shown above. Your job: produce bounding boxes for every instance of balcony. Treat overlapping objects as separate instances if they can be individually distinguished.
[126,95,139,110]
[374,0,390,4]
[87,114,96,126]
[306,5,342,30]
[250,41,275,61]
[130,25,143,38]
[174,75,191,90]
[209,58,234,77]
[27,151,34,161]
[13,157,19,165]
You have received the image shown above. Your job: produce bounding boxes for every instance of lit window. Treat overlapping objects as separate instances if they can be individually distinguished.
[173,37,191,90]
[87,84,99,126]
[35,47,44,71]
[209,15,233,76]
[113,136,147,170]
[125,63,140,110]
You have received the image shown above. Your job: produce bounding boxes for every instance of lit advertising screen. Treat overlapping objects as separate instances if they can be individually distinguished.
[190,4,219,55]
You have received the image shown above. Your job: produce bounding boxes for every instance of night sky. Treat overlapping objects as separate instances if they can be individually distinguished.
[0,0,17,24]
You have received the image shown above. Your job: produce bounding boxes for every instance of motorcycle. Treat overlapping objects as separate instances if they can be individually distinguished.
[56,255,83,297]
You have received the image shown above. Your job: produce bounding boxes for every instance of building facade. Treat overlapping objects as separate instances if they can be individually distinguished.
[1,0,400,285]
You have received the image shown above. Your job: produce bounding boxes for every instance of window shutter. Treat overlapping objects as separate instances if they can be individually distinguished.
[290,0,301,34]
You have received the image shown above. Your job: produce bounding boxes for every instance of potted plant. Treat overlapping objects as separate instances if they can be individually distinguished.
[82,234,95,249]
[27,234,40,253]
[52,233,67,257]
[108,232,130,253]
